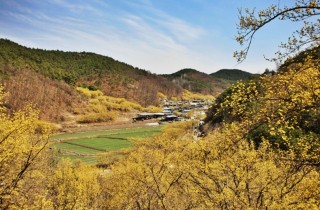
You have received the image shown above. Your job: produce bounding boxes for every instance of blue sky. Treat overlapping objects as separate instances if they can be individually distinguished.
[0,0,300,74]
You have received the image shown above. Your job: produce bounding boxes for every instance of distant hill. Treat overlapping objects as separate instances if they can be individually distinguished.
[0,39,183,121]
[210,69,256,82]
[0,39,257,122]
[163,68,256,95]
[162,68,230,95]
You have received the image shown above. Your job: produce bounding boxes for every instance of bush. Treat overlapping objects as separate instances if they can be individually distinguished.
[74,87,146,120]
[182,90,214,101]
[89,103,106,113]
[157,92,167,100]
[144,106,163,113]
[76,87,103,99]
[77,112,117,123]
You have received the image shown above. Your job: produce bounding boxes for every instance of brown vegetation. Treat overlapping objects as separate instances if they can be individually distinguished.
[2,68,81,122]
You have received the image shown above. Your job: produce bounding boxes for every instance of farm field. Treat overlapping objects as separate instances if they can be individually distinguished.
[51,125,163,164]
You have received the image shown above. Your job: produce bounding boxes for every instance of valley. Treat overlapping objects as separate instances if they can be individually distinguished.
[1,0,320,208]
[0,38,252,128]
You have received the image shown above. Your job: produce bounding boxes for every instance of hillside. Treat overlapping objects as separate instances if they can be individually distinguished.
[0,39,255,122]
[0,39,183,121]
[162,68,230,95]
[0,39,184,99]
[205,46,320,148]
[278,45,320,72]
[210,68,256,81]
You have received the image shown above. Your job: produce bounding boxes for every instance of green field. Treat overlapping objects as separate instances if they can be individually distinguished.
[51,126,163,164]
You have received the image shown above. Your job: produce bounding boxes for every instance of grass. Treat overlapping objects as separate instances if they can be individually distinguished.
[50,126,163,140]
[58,154,97,164]
[51,126,163,164]
[64,137,133,151]
[54,143,100,154]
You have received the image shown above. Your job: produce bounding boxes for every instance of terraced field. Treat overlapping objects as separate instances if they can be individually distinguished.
[51,126,163,164]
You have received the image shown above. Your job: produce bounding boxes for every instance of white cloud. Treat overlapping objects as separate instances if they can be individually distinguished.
[47,0,101,14]
[121,14,187,52]
[0,0,274,74]
[158,16,205,41]
[125,1,205,42]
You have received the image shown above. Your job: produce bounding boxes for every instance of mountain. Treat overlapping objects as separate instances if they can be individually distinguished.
[163,68,256,95]
[0,39,257,122]
[162,68,230,95]
[0,39,183,121]
[210,69,256,82]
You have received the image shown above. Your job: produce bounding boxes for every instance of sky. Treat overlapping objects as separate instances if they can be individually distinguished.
[0,0,301,74]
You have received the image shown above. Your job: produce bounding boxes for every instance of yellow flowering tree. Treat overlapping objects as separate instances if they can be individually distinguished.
[48,159,103,210]
[102,121,320,209]
[102,52,320,209]
[208,54,320,165]
[0,85,53,209]
[235,0,320,62]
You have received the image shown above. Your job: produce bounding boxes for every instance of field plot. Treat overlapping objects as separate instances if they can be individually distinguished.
[51,126,163,164]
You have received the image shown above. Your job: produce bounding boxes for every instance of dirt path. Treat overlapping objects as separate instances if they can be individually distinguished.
[59,119,160,134]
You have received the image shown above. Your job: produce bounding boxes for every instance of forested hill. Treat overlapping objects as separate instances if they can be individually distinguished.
[0,39,149,84]
[0,39,257,121]
[0,39,184,120]
[162,68,230,95]
[163,68,255,95]
[0,39,183,100]
[210,69,256,81]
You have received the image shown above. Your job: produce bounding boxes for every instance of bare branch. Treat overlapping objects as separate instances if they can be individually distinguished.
[235,2,320,63]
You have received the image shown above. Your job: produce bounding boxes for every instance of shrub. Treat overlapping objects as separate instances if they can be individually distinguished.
[77,112,117,123]
[74,87,146,119]
[157,92,167,100]
[76,87,92,98]
[89,103,106,113]
[76,87,103,99]
[144,106,163,113]
[182,90,214,101]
